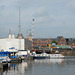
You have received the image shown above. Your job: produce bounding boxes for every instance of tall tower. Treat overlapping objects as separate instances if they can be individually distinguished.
[29,29,32,36]
[19,5,21,35]
[9,29,11,34]
[26,29,28,40]
[19,6,21,50]
[28,29,32,41]
[17,6,24,39]
[8,29,12,38]
[32,19,34,50]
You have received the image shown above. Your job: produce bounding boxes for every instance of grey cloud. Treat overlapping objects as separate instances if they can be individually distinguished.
[0,0,75,38]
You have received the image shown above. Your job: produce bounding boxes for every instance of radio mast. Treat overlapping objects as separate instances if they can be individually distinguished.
[18,5,21,50]
[32,19,34,50]
[19,5,21,35]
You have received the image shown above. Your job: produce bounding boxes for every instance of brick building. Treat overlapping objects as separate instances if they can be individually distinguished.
[33,38,51,49]
[57,37,66,45]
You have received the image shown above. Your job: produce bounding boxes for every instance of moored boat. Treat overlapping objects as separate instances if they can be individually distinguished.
[32,50,65,59]
[16,50,27,59]
[0,51,11,63]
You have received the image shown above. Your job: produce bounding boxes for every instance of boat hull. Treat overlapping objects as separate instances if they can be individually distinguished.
[33,56,50,59]
[33,54,65,59]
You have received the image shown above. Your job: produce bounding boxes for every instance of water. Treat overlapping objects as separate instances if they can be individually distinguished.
[1,57,75,75]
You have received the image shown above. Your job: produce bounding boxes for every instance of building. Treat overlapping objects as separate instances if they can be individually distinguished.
[33,38,51,49]
[57,37,66,45]
[25,39,32,50]
[0,34,25,50]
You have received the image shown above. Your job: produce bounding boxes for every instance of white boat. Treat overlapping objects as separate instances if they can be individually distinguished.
[16,50,27,59]
[32,51,65,59]
[0,56,11,63]
[0,52,11,63]
[49,54,65,59]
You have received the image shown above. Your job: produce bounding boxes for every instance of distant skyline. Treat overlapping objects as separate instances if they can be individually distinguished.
[0,0,75,38]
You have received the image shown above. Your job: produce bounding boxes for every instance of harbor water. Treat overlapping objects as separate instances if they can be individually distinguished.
[1,57,75,75]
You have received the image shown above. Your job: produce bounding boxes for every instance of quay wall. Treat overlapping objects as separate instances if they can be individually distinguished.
[60,50,75,56]
[35,49,75,56]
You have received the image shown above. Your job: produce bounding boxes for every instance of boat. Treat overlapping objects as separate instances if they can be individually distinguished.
[16,50,27,59]
[0,56,11,63]
[0,51,11,63]
[32,50,65,59]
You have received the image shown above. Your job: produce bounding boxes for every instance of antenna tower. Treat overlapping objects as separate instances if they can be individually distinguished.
[18,5,21,50]
[19,5,21,34]
[32,19,34,50]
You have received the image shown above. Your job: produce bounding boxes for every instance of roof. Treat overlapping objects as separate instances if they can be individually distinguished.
[33,38,57,41]
[56,45,69,48]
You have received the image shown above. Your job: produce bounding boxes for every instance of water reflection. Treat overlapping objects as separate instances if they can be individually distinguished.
[0,70,3,75]
[2,61,28,75]
[0,66,8,75]
[1,58,75,75]
[34,59,64,64]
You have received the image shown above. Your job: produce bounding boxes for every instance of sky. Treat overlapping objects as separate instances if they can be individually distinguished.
[0,0,75,38]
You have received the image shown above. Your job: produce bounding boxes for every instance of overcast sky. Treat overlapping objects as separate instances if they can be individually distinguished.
[0,0,75,38]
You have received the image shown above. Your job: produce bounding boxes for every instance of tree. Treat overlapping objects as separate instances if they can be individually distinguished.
[51,40,58,45]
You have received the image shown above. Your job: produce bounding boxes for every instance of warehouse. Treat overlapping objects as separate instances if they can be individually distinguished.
[0,34,25,51]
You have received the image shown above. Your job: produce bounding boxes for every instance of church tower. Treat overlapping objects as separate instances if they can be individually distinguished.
[28,29,32,41]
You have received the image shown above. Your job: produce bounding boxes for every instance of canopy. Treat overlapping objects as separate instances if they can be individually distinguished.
[4,51,11,54]
[0,51,11,54]
[0,52,4,54]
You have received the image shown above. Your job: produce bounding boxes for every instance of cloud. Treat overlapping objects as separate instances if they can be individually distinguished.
[68,0,75,6]
[0,0,75,38]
